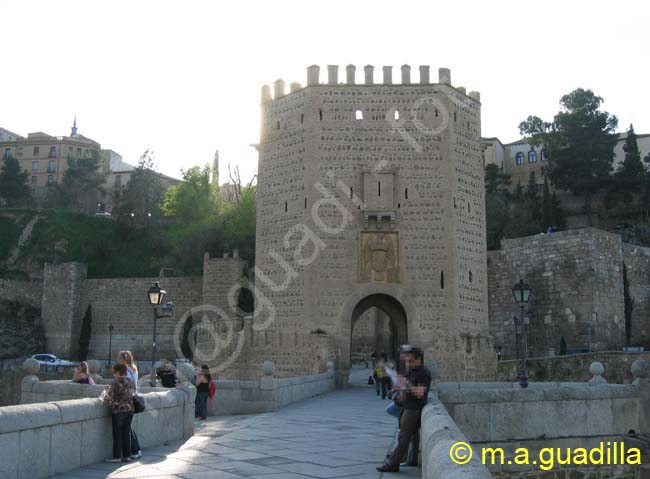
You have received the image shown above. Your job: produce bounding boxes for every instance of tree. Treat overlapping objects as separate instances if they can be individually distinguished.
[49,150,107,212]
[78,304,92,361]
[519,89,619,226]
[484,164,511,194]
[113,149,165,228]
[541,175,554,230]
[0,155,31,206]
[163,165,219,221]
[619,124,644,178]
[623,264,635,346]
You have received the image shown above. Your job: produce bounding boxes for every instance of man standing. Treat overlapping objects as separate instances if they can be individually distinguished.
[377,347,432,473]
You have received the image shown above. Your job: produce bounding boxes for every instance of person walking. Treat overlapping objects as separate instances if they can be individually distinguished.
[377,347,432,473]
[117,351,142,459]
[373,353,388,399]
[195,365,211,420]
[101,363,135,463]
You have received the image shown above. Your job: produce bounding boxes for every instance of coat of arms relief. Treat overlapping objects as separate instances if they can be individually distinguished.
[359,231,399,283]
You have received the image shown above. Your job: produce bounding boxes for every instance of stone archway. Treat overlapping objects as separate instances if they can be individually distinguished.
[336,285,415,387]
[350,294,408,363]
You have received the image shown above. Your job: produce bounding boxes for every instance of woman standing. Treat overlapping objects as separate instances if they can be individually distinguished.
[117,351,142,459]
[195,365,211,420]
[72,361,95,385]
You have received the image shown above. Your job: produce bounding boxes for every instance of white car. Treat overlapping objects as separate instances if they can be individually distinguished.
[30,354,78,369]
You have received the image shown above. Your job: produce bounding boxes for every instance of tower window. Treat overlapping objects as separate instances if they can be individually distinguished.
[378,181,381,197]
[349,187,353,200]
[355,109,363,120]
[468,201,471,213]
[276,120,280,130]
[304,197,307,209]
[435,109,439,118]
[319,109,323,121]
[440,270,445,289]
[405,187,408,199]
[300,113,304,124]
[453,112,457,122]
[284,201,287,212]
[469,271,473,283]
[393,110,400,120]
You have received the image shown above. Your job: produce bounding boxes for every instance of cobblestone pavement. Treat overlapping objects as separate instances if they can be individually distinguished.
[53,386,421,479]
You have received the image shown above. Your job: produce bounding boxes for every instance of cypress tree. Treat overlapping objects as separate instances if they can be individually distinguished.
[78,305,92,361]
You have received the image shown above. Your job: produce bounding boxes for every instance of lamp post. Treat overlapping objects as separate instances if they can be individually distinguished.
[108,324,114,366]
[147,281,166,387]
[512,279,532,389]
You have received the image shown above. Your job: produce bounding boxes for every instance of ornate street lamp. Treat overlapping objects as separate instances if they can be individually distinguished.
[147,281,167,386]
[512,279,531,389]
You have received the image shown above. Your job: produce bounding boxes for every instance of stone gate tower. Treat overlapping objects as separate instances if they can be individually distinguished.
[255,64,494,383]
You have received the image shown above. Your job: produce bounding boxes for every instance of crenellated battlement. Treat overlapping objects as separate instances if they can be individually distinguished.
[260,64,480,103]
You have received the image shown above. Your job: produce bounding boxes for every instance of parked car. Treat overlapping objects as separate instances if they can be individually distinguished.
[30,354,78,370]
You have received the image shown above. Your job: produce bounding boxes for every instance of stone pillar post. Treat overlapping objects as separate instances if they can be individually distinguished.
[364,65,374,85]
[327,65,339,85]
[382,66,392,85]
[401,64,411,84]
[307,65,320,86]
[419,65,430,84]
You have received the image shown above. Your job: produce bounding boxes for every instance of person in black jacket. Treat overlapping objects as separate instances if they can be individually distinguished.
[156,360,177,388]
[377,347,432,473]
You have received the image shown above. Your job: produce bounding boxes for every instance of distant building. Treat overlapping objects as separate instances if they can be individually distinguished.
[482,133,650,193]
[0,120,179,209]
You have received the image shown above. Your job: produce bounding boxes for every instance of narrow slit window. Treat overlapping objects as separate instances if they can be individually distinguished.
[276,120,280,130]
[319,109,323,121]
[453,112,457,122]
[355,109,363,120]
[378,181,381,197]
[349,187,353,200]
[440,270,445,289]
[435,109,439,118]
[284,201,287,212]
[304,197,307,209]
[405,187,408,199]
[468,202,471,213]
[469,271,473,283]
[300,113,304,124]
[393,110,399,120]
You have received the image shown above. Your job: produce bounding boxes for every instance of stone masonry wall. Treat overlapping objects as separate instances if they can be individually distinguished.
[83,276,203,363]
[624,243,650,349]
[488,228,627,360]
[496,351,650,383]
[0,279,42,307]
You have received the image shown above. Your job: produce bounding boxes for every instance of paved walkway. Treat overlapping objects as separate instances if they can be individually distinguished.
[53,385,421,479]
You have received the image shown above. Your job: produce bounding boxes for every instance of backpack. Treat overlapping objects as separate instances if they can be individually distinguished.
[208,380,216,399]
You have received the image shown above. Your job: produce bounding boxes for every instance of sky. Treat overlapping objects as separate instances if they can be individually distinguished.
[1,0,648,183]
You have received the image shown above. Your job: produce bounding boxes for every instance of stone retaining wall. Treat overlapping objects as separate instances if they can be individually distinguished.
[0,279,42,307]
[0,383,195,479]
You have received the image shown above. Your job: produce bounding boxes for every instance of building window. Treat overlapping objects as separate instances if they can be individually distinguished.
[67,146,73,157]
[3,148,11,159]
[469,270,473,283]
[515,152,525,165]
[32,160,39,171]
[355,109,363,120]
[48,160,56,173]
[48,146,57,158]
[31,176,37,185]
[16,147,23,156]
[440,270,445,289]
[541,149,549,162]
[84,149,90,158]
[47,175,54,185]
[33,146,40,156]
[76,148,82,158]
[115,175,122,187]
[528,150,537,163]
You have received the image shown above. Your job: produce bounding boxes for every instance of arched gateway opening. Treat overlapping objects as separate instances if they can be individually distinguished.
[349,294,408,383]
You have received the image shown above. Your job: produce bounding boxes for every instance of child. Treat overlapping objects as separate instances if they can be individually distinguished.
[101,363,135,462]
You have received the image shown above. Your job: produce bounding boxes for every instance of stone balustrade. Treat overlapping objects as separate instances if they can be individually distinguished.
[0,360,195,479]
[421,394,493,478]
[19,358,336,416]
